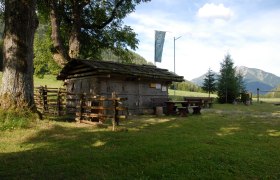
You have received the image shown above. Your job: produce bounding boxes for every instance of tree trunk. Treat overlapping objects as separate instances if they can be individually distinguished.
[50,1,70,66]
[68,1,82,59]
[0,0,38,110]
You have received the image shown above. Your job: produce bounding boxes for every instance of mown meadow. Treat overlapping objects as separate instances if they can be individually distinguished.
[0,102,280,179]
[0,74,280,179]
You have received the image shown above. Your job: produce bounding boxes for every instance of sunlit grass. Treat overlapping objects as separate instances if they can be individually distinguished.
[169,89,217,98]
[34,74,63,88]
[1,103,280,179]
[0,73,63,88]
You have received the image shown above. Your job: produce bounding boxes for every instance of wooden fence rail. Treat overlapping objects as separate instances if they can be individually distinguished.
[34,86,67,116]
[34,86,128,128]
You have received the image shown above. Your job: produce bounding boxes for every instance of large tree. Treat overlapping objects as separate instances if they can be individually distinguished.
[38,0,150,66]
[0,0,38,109]
[216,54,240,103]
[202,68,216,98]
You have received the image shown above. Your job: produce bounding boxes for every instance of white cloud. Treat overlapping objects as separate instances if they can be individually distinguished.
[124,0,280,80]
[197,3,233,20]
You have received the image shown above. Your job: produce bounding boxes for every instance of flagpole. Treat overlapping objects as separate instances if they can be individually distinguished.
[174,36,182,96]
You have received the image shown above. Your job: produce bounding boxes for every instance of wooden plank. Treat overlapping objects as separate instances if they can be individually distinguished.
[117,115,127,119]
[76,113,113,118]
[83,106,114,110]
[116,107,127,111]
[67,67,93,74]
[79,120,102,125]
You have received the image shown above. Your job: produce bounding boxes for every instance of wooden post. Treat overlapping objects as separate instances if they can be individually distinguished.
[115,99,119,126]
[257,88,260,103]
[37,86,44,111]
[57,88,61,116]
[76,93,85,123]
[43,85,48,113]
[112,92,117,131]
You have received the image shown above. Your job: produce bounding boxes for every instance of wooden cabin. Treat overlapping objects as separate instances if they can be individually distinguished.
[57,59,184,115]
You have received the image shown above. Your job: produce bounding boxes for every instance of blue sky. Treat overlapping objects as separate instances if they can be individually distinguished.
[124,0,280,80]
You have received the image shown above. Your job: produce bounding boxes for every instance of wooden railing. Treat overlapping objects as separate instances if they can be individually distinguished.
[75,92,127,127]
[34,86,67,116]
[34,86,128,128]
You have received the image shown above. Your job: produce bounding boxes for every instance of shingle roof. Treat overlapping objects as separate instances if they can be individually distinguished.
[57,59,184,82]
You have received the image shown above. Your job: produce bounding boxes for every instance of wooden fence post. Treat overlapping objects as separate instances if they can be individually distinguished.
[76,93,85,123]
[57,88,62,116]
[257,88,260,103]
[112,92,117,131]
[42,85,48,113]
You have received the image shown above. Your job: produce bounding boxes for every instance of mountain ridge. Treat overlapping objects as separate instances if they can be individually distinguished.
[191,66,280,94]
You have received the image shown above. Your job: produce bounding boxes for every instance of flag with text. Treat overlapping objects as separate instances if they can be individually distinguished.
[154,30,166,63]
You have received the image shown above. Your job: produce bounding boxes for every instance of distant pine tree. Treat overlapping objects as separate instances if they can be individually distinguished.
[202,68,216,97]
[217,54,240,103]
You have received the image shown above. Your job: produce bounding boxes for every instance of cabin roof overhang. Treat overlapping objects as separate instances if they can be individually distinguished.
[57,59,184,82]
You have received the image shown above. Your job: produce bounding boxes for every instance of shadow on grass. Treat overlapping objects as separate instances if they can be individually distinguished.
[0,107,280,179]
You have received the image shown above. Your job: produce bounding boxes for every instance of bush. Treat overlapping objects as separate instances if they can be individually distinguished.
[0,109,39,131]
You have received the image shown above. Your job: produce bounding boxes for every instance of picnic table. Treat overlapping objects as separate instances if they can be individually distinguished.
[165,100,202,116]
[184,97,214,108]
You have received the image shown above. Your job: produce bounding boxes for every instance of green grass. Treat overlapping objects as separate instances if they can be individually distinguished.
[0,73,63,88]
[169,89,217,97]
[0,103,280,179]
[34,74,63,88]
[169,89,217,100]
[256,98,280,103]
[0,109,38,131]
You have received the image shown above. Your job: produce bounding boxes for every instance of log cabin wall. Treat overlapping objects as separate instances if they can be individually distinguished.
[64,76,169,115]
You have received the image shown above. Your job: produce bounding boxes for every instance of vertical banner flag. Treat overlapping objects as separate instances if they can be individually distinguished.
[154,30,166,63]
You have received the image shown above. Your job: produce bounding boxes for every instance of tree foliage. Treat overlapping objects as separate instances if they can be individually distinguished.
[37,0,151,65]
[202,68,216,97]
[101,49,152,65]
[34,24,61,77]
[33,23,151,77]
[216,54,245,103]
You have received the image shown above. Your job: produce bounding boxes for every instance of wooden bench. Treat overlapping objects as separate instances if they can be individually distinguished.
[190,106,201,115]
[184,97,214,108]
[177,107,188,117]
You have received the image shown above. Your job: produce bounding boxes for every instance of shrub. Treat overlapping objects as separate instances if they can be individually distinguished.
[0,108,38,131]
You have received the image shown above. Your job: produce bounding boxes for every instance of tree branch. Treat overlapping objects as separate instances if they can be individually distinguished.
[98,0,126,29]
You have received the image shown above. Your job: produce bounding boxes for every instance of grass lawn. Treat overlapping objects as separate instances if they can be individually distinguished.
[0,73,63,88]
[169,89,217,98]
[34,74,64,88]
[0,103,280,179]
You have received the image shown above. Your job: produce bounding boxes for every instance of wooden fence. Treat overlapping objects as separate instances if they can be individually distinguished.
[34,86,128,127]
[34,86,67,116]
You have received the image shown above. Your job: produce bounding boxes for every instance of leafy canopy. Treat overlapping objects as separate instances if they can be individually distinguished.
[37,0,151,61]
